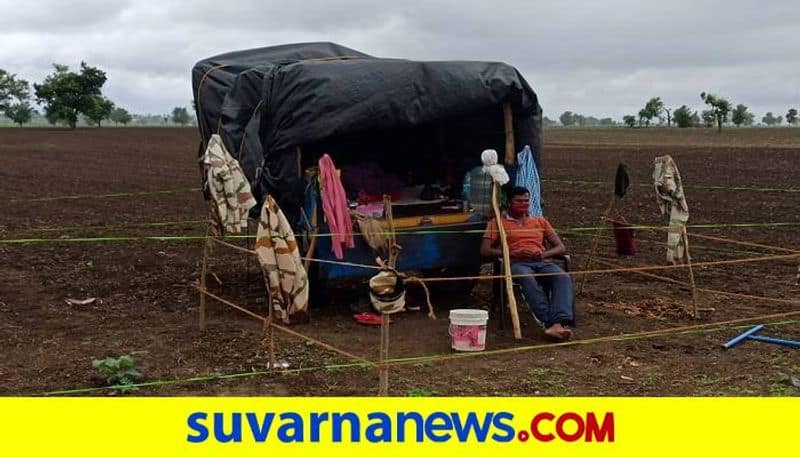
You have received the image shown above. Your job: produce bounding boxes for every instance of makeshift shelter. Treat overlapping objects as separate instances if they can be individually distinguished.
[192,42,544,282]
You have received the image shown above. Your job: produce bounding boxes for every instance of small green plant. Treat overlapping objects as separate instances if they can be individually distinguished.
[640,370,661,388]
[406,388,438,397]
[92,355,142,391]
[695,375,718,388]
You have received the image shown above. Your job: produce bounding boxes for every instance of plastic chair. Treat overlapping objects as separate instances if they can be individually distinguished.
[490,254,574,330]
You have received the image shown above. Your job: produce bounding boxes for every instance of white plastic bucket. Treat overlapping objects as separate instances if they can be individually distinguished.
[448,309,489,351]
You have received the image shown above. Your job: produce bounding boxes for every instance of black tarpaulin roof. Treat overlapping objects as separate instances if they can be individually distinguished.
[192,42,543,218]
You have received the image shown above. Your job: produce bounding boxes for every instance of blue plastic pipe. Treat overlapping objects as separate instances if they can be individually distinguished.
[747,335,800,349]
[723,325,765,349]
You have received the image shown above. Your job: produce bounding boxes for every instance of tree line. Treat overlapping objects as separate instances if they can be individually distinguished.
[548,96,797,131]
[0,63,193,128]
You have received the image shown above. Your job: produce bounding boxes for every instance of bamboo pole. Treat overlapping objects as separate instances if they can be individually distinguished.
[576,195,617,295]
[503,103,515,164]
[500,102,522,339]
[304,205,319,270]
[492,183,522,339]
[379,194,398,395]
[198,223,212,330]
[682,226,700,318]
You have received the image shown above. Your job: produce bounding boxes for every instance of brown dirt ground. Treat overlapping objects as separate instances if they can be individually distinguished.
[1,127,798,397]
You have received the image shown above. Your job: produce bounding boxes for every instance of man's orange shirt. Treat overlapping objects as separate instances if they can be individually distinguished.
[483,214,556,255]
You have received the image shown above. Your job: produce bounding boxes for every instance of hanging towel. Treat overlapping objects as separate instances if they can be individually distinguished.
[515,145,543,216]
[203,134,256,234]
[653,155,690,263]
[319,154,354,259]
[255,195,310,325]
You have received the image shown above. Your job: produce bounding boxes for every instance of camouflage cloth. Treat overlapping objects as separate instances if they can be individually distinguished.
[255,195,310,325]
[203,134,256,234]
[653,155,690,263]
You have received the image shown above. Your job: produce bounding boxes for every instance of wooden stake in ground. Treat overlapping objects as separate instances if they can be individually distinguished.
[198,223,212,330]
[681,225,700,318]
[499,102,522,340]
[576,195,617,295]
[492,182,522,340]
[378,195,398,395]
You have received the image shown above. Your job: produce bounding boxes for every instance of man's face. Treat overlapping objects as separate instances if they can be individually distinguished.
[511,193,530,206]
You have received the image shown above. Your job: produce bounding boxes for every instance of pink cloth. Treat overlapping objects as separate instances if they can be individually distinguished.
[319,154,355,259]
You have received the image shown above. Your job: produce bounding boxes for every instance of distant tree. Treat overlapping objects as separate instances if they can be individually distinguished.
[762,112,781,126]
[559,111,577,127]
[787,108,798,125]
[0,69,33,126]
[110,107,132,125]
[701,109,715,127]
[171,107,190,125]
[575,114,586,127]
[663,107,672,127]
[599,117,616,126]
[639,97,664,127]
[699,92,731,132]
[731,104,754,127]
[542,116,557,127]
[623,115,636,128]
[5,102,34,126]
[1,69,29,111]
[637,108,647,127]
[83,96,115,127]
[690,111,701,127]
[672,105,695,128]
[34,62,107,129]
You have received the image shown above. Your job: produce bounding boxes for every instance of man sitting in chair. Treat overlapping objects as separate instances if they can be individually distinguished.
[480,186,575,341]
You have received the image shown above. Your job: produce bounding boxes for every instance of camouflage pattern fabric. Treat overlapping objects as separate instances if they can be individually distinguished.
[203,134,256,234]
[653,155,690,263]
[255,195,310,325]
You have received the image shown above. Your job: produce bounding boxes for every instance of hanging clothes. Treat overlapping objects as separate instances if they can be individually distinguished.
[612,218,637,256]
[653,155,690,264]
[318,154,354,259]
[203,134,256,234]
[255,195,310,325]
[515,145,543,216]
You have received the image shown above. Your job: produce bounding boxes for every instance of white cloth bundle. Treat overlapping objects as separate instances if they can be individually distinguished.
[480,149,509,185]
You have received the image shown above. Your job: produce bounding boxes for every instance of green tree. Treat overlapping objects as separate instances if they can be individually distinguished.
[786,108,798,125]
[672,105,695,128]
[34,62,107,129]
[110,107,132,125]
[83,96,114,127]
[639,97,664,127]
[559,111,576,127]
[5,102,34,126]
[171,106,190,125]
[542,116,557,127]
[663,107,672,127]
[701,109,715,127]
[599,117,616,126]
[762,112,781,126]
[731,104,754,127]
[1,69,29,111]
[699,92,731,132]
[623,115,636,128]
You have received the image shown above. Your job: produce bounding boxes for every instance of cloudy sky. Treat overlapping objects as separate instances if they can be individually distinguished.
[1,0,798,119]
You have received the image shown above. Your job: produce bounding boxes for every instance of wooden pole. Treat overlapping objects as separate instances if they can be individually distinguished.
[378,312,389,396]
[576,195,617,295]
[682,225,700,318]
[499,102,522,339]
[198,223,212,330]
[492,183,522,339]
[503,103,515,164]
[379,194,398,396]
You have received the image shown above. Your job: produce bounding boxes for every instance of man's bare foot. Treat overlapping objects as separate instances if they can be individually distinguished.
[544,323,572,341]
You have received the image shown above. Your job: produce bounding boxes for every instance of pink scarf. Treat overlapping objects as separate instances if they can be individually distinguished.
[319,154,354,259]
